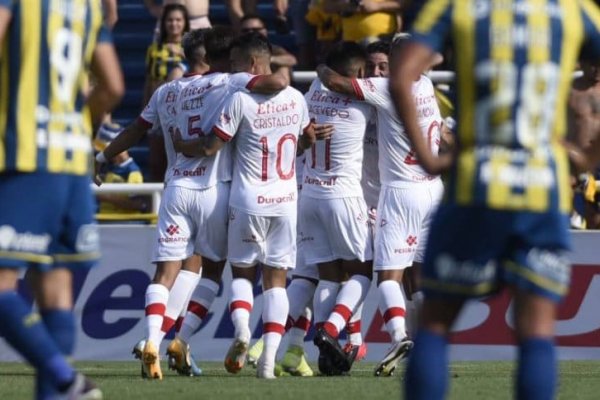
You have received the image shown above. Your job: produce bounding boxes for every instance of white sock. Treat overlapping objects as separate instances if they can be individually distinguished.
[230,278,253,342]
[159,270,200,344]
[406,290,424,338]
[287,278,316,322]
[262,287,288,372]
[347,302,363,346]
[325,275,371,337]
[378,280,407,342]
[288,307,311,349]
[179,278,220,343]
[145,283,169,346]
[313,280,341,327]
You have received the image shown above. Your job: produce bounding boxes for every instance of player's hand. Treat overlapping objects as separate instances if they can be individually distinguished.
[93,161,103,187]
[314,123,334,140]
[170,127,184,152]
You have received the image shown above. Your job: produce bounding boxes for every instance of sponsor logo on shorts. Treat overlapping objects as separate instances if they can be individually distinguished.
[435,253,496,283]
[76,224,100,253]
[299,232,314,242]
[159,224,188,243]
[257,192,295,204]
[406,235,418,246]
[242,234,262,243]
[0,225,52,253]
[526,248,570,286]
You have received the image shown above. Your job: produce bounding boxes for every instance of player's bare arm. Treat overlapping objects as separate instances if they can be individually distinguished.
[88,42,125,128]
[270,45,297,68]
[200,133,227,157]
[316,64,357,96]
[94,120,149,185]
[390,42,452,175]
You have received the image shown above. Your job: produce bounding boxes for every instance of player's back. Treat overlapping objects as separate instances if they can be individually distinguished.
[303,79,374,198]
[172,71,257,188]
[412,0,600,213]
[222,86,310,216]
[0,0,106,176]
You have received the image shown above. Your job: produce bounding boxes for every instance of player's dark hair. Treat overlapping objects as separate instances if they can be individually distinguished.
[182,29,208,65]
[204,25,236,62]
[230,31,273,58]
[366,40,391,56]
[325,41,368,77]
[159,4,190,45]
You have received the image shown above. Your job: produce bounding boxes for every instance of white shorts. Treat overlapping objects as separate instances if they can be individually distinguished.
[227,207,297,269]
[299,196,373,265]
[374,180,443,271]
[152,183,229,263]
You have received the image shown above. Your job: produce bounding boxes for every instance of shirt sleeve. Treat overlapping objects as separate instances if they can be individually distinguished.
[409,0,453,52]
[127,171,144,184]
[351,77,391,108]
[139,89,160,128]
[298,95,311,134]
[212,92,243,142]
[228,72,258,93]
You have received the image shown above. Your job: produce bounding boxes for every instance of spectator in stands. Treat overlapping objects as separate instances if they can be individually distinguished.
[144,0,211,37]
[305,0,342,63]
[239,14,297,72]
[144,3,190,182]
[568,57,600,229]
[323,0,402,45]
[94,123,148,218]
[143,3,190,104]
[226,0,289,33]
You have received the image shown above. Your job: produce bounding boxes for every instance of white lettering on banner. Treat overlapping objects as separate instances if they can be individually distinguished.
[1,227,599,361]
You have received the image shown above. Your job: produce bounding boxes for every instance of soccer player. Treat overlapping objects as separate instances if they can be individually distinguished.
[0,1,124,398]
[390,1,600,399]
[160,29,292,376]
[316,35,445,376]
[191,32,314,379]
[97,29,208,380]
[97,28,289,380]
[301,41,376,375]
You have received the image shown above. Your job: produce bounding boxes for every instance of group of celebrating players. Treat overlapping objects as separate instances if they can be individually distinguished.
[96,26,449,380]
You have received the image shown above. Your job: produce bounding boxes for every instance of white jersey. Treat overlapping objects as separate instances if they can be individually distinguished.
[352,76,442,187]
[303,79,375,199]
[213,87,311,216]
[168,72,258,189]
[361,116,381,209]
[139,76,198,184]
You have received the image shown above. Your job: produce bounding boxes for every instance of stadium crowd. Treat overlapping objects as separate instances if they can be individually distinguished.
[2,0,600,399]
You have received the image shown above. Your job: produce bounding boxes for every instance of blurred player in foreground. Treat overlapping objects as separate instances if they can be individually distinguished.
[390,0,600,399]
[0,0,124,398]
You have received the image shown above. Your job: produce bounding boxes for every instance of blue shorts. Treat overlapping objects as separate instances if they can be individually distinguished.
[422,204,571,302]
[0,172,100,271]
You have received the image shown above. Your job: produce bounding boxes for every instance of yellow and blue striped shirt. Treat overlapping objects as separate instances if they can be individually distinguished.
[0,0,110,175]
[411,0,600,213]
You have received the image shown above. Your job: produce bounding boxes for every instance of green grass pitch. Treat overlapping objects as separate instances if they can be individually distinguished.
[1,361,598,399]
